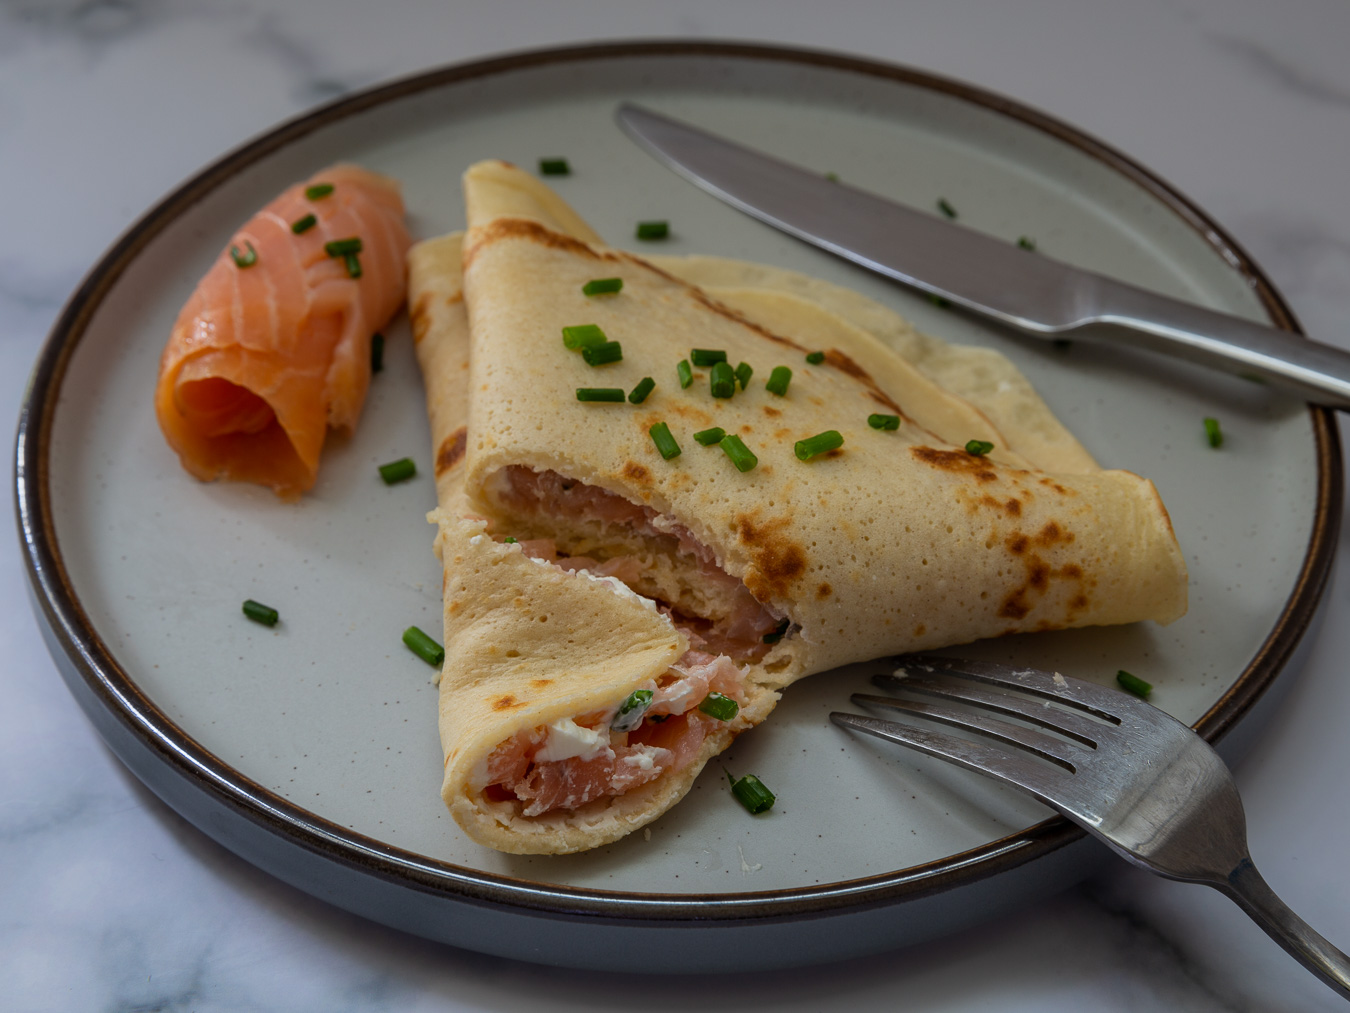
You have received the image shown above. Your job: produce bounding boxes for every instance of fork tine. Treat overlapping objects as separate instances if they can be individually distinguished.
[893,653,1127,721]
[830,712,1076,807]
[851,693,1086,769]
[870,673,1107,747]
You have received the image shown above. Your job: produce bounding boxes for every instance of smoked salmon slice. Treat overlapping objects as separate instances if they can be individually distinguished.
[155,164,411,498]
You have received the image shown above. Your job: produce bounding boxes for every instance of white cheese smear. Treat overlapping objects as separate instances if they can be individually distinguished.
[535,717,611,763]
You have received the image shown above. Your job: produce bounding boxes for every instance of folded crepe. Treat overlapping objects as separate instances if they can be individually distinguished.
[409,160,1187,855]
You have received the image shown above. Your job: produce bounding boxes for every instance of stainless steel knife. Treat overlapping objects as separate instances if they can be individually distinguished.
[616,102,1350,410]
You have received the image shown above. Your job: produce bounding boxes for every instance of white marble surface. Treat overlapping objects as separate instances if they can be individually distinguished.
[5,1,1350,1009]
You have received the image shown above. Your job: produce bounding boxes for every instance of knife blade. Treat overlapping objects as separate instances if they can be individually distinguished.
[616,102,1350,411]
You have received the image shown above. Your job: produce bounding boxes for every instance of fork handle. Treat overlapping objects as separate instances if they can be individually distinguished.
[1215,857,1350,999]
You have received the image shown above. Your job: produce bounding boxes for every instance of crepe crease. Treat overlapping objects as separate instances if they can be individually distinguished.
[409,159,1187,855]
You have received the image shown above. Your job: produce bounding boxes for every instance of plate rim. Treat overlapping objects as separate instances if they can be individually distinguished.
[14,38,1342,926]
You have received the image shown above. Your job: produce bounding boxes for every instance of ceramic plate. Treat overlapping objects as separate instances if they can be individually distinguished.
[17,42,1339,971]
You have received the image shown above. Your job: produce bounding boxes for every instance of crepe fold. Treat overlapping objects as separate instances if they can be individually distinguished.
[409,160,1187,855]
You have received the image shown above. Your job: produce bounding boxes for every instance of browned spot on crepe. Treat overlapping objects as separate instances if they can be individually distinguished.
[735,512,808,599]
[463,217,622,270]
[622,461,651,483]
[912,446,999,483]
[492,694,525,712]
[436,426,467,476]
[817,582,833,600]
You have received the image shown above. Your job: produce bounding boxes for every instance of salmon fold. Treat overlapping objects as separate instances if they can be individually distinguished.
[155,164,411,499]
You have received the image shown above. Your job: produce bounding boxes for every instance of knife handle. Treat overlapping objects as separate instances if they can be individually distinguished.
[1087,277,1350,410]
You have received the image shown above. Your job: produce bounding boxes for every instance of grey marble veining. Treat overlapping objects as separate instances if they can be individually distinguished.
[5,1,1350,1010]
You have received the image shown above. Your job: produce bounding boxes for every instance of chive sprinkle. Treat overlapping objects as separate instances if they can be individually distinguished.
[709,360,736,398]
[698,692,739,721]
[370,332,385,373]
[693,427,725,446]
[325,237,363,257]
[734,362,753,389]
[343,252,362,279]
[937,197,957,219]
[649,421,681,460]
[576,387,625,402]
[582,277,623,296]
[691,348,727,367]
[795,430,844,461]
[403,626,444,667]
[242,599,278,626]
[928,293,951,309]
[868,413,901,430]
[727,770,775,814]
[229,242,258,268]
[503,536,517,543]
[824,171,839,182]
[611,689,653,732]
[805,350,825,365]
[965,439,995,456]
[762,618,790,644]
[719,433,758,472]
[1018,236,1037,251]
[1116,669,1152,699]
[378,457,416,484]
[628,376,655,404]
[562,323,608,350]
[291,213,317,235]
[305,183,334,200]
[677,359,693,389]
[1204,417,1223,448]
[539,158,570,176]
[581,340,623,366]
[636,220,669,240]
[765,365,792,396]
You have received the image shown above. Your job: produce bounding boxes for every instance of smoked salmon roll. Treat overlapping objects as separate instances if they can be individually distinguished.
[155,164,411,499]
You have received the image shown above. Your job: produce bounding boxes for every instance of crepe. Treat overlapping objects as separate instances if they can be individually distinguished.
[409,160,1187,855]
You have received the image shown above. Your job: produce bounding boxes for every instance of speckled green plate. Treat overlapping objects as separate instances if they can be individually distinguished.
[16,41,1338,971]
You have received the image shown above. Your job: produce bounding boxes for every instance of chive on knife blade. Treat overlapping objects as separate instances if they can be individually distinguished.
[615,102,1350,411]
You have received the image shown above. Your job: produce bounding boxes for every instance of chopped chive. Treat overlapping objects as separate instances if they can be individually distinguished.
[928,293,951,309]
[937,197,957,219]
[370,332,385,373]
[727,770,775,814]
[582,277,623,296]
[964,439,995,457]
[824,171,839,182]
[765,365,792,396]
[1018,236,1037,251]
[581,340,623,366]
[229,242,258,268]
[649,421,681,460]
[378,457,416,484]
[805,350,825,365]
[1116,669,1152,699]
[538,158,570,176]
[677,359,693,389]
[734,362,753,390]
[403,626,444,667]
[503,536,517,543]
[576,387,625,402]
[698,692,739,721]
[709,360,736,398]
[611,689,653,732]
[562,323,608,350]
[343,252,362,278]
[324,237,362,257]
[305,183,334,200]
[636,220,669,240]
[691,348,727,367]
[868,413,901,430]
[719,433,758,473]
[291,213,317,235]
[762,618,790,644]
[1203,417,1223,448]
[795,430,844,461]
[694,426,725,446]
[241,598,278,626]
[628,376,655,404]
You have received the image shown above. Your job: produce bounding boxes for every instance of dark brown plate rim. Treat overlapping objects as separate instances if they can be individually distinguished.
[14,39,1341,926]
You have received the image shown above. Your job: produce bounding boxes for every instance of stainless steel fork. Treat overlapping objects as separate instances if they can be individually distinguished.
[831,654,1350,999]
